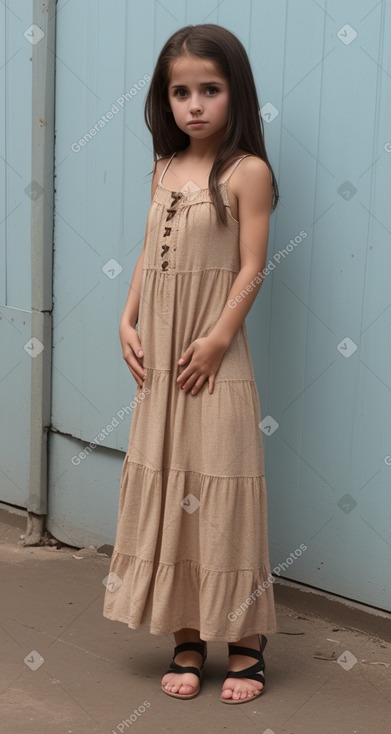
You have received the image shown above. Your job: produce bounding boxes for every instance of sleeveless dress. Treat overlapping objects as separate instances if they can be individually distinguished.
[103,152,277,642]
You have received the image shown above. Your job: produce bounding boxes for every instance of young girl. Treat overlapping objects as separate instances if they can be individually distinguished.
[103,23,279,705]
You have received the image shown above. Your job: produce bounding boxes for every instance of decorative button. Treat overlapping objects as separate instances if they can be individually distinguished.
[160,191,182,270]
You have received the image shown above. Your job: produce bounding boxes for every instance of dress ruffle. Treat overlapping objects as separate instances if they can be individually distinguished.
[120,370,265,477]
[103,461,277,641]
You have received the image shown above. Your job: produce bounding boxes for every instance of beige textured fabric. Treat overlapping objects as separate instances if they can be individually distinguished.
[103,152,277,641]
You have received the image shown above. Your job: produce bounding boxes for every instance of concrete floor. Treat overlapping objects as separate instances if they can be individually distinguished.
[1,507,390,734]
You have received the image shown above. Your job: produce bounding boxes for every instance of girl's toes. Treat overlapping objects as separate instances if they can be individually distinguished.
[236,687,252,700]
[221,689,231,699]
[180,684,195,695]
[221,677,263,701]
[221,681,234,699]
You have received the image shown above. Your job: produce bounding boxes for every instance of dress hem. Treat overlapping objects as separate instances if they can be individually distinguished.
[102,610,278,642]
[103,551,277,641]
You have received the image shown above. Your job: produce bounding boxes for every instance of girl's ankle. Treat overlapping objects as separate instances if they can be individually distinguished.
[174,628,201,646]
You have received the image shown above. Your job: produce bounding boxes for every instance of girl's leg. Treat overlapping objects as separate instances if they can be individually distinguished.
[221,634,265,702]
[161,628,204,696]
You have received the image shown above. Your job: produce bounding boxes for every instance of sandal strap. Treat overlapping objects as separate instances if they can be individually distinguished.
[165,640,207,677]
[227,644,264,661]
[227,633,267,660]
[223,668,265,685]
[166,660,202,678]
[224,636,266,684]
[226,655,265,676]
[223,654,265,684]
[173,641,207,661]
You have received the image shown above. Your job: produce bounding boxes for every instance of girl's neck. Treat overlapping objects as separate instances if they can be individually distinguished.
[184,137,224,163]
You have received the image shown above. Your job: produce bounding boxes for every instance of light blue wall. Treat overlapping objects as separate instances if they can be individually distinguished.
[248,0,391,609]
[0,2,33,504]
[0,1,32,309]
[1,0,390,610]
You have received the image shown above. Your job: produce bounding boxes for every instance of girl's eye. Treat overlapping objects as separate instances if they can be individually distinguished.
[173,86,219,97]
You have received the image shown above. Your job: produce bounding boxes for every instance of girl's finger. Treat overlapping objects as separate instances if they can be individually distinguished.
[181,373,200,393]
[127,366,142,387]
[191,376,206,395]
[177,368,189,384]
[178,345,193,365]
[124,353,146,383]
[127,365,143,387]
[179,372,195,390]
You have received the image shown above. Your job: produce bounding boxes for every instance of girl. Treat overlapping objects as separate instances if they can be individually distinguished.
[103,23,279,705]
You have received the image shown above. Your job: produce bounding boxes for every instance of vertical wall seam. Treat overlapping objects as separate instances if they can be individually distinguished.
[28,0,56,516]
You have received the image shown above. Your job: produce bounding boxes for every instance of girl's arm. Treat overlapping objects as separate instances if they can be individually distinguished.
[177,157,273,395]
[119,246,145,330]
[206,157,273,348]
[120,160,163,385]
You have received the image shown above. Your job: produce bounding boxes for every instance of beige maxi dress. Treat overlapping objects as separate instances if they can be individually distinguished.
[103,152,277,642]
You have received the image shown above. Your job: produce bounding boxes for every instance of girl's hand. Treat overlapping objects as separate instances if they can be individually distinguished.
[119,320,146,388]
[177,335,228,395]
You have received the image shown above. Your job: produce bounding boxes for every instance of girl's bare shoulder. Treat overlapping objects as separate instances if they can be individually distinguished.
[230,154,271,187]
[224,150,267,173]
[228,154,272,211]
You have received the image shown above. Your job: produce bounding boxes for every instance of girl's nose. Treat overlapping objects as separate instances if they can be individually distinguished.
[189,96,202,113]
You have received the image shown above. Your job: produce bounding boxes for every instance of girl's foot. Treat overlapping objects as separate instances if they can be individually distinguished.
[221,634,266,703]
[161,629,205,698]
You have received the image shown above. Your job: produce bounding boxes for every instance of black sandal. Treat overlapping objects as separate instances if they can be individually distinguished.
[161,640,207,699]
[220,634,267,704]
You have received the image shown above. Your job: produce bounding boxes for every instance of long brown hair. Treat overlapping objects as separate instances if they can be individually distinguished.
[144,24,279,225]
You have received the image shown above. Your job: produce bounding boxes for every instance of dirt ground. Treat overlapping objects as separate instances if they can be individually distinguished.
[1,506,390,734]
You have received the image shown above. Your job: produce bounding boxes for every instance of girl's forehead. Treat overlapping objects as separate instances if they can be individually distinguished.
[168,55,225,83]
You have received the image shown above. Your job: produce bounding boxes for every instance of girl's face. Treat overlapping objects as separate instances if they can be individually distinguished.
[167,55,230,143]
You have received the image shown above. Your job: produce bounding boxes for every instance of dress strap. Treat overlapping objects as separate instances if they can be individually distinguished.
[222,154,253,183]
[222,154,274,186]
[158,152,177,185]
